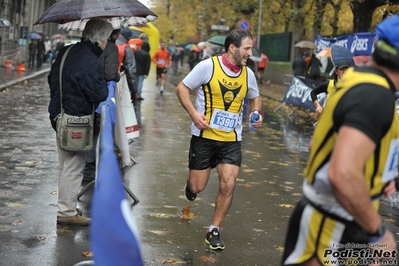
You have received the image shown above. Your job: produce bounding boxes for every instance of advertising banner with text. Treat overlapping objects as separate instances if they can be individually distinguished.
[316,32,377,56]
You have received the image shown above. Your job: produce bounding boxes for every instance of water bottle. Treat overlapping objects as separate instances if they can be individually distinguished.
[248,110,260,131]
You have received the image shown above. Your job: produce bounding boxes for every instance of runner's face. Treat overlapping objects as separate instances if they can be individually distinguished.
[161,43,165,49]
[233,37,253,66]
[336,67,348,79]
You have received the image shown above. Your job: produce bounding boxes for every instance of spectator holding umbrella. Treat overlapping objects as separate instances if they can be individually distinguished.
[28,39,37,69]
[36,37,45,68]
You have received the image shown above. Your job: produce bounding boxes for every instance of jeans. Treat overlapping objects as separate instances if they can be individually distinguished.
[137,75,145,98]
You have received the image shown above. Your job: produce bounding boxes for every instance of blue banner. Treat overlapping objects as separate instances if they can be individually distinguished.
[316,32,377,56]
[283,77,325,111]
[90,104,144,266]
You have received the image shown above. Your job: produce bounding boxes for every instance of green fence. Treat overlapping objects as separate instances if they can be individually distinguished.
[259,31,292,62]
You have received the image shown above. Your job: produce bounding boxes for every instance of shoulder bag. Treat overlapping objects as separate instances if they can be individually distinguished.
[55,46,95,152]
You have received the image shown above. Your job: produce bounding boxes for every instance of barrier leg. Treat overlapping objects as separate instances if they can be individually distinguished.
[78,180,95,200]
[123,184,140,205]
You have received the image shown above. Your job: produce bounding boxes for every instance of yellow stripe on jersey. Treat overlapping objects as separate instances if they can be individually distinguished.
[285,204,344,265]
[201,56,248,141]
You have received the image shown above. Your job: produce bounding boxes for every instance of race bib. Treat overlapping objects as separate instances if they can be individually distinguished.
[210,108,239,132]
[157,59,166,66]
[382,138,399,182]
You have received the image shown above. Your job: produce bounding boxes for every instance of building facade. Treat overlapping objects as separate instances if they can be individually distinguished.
[0,0,60,67]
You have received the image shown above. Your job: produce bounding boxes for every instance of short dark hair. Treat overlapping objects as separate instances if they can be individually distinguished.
[224,30,252,52]
[372,42,399,72]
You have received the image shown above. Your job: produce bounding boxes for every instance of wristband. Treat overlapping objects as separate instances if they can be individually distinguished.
[367,222,387,243]
[368,233,385,243]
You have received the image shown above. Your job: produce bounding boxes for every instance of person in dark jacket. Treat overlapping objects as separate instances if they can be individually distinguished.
[134,41,151,100]
[307,53,322,80]
[48,18,113,226]
[116,28,138,103]
[36,37,45,68]
[292,53,307,77]
[99,29,121,83]
[82,28,122,182]
[28,39,37,69]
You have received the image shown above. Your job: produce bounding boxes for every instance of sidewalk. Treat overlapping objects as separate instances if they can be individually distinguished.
[0,63,52,90]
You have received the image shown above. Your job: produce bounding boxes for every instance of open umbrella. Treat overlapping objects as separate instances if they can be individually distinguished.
[28,32,42,39]
[50,34,66,40]
[58,15,157,31]
[207,35,226,46]
[34,0,157,25]
[316,47,331,58]
[0,18,11,27]
[185,44,198,50]
[294,40,316,49]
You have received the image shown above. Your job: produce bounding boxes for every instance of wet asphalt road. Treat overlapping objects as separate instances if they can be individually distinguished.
[0,65,398,266]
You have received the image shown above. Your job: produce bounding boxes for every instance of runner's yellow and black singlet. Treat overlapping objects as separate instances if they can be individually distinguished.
[305,67,399,205]
[200,56,248,141]
[326,79,335,95]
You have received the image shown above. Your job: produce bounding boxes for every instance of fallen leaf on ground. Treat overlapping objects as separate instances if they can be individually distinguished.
[199,256,217,263]
[276,246,285,252]
[150,213,175,219]
[12,219,22,226]
[181,206,195,220]
[239,183,253,187]
[242,169,256,173]
[57,226,73,233]
[383,217,395,223]
[5,202,25,208]
[50,191,57,195]
[279,204,294,208]
[81,251,93,257]
[159,258,191,264]
[248,182,262,185]
[150,230,172,235]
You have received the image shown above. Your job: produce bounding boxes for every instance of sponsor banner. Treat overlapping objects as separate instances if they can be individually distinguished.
[316,32,377,56]
[283,77,325,111]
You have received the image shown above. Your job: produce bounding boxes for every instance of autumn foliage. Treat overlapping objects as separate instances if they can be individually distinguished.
[149,0,399,44]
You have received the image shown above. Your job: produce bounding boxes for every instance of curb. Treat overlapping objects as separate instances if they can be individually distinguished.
[0,68,51,90]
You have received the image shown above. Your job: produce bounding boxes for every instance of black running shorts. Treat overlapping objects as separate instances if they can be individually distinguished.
[156,67,167,75]
[188,136,242,170]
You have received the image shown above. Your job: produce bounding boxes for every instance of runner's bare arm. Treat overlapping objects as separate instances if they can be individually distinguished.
[175,82,210,130]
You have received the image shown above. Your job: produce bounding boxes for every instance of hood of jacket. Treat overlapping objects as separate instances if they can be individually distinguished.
[142,42,150,52]
[116,35,128,45]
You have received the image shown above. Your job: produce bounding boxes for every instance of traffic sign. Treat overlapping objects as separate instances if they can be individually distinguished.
[238,19,250,31]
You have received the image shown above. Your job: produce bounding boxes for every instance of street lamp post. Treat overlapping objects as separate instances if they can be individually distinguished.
[257,0,262,49]
[199,15,204,41]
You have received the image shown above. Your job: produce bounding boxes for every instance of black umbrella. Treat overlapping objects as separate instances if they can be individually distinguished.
[34,0,157,25]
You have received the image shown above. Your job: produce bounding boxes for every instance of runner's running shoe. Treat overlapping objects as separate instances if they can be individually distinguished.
[205,228,225,250]
[184,184,197,201]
